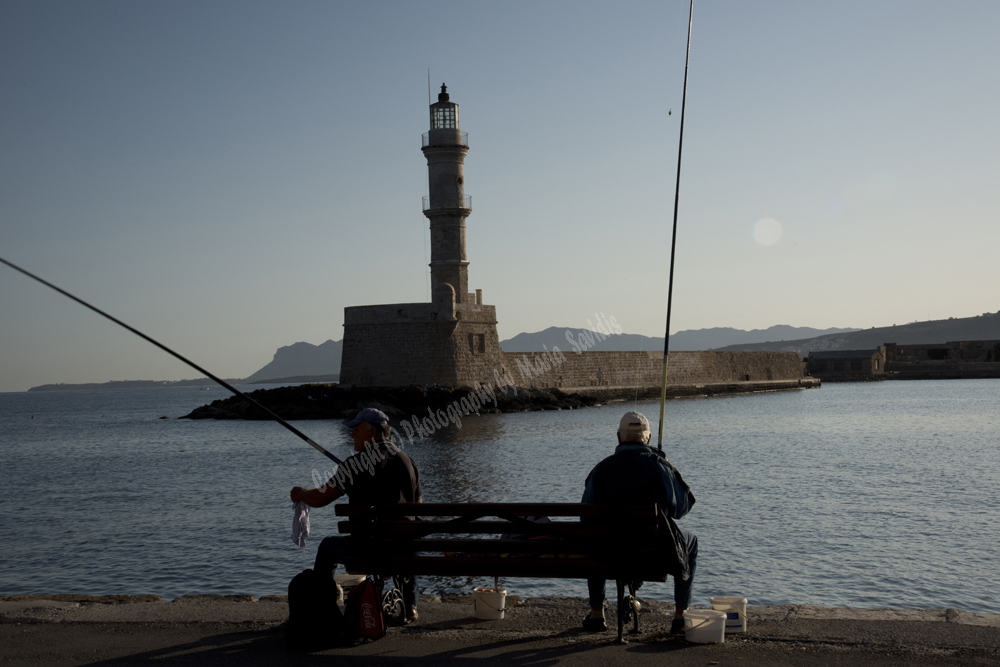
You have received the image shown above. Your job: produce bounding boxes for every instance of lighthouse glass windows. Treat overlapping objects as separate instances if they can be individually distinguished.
[432,104,458,129]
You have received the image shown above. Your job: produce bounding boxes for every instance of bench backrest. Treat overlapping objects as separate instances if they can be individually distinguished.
[334,503,670,582]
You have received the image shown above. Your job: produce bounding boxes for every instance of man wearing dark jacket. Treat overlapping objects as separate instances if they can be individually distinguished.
[581,411,697,634]
[291,408,422,622]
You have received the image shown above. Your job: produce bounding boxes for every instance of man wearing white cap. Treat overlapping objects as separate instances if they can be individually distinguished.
[581,411,697,634]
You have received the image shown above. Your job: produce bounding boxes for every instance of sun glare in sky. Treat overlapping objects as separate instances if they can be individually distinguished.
[753,218,783,246]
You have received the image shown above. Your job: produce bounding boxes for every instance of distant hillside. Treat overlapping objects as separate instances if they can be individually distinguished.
[714,313,1000,355]
[246,340,343,382]
[28,378,242,391]
[248,374,339,385]
[499,325,859,353]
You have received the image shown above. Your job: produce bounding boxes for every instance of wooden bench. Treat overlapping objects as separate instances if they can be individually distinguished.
[334,502,673,643]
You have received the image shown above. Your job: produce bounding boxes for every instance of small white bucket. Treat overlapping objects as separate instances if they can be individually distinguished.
[683,609,726,644]
[472,587,507,620]
[334,574,368,587]
[333,574,368,603]
[710,596,748,633]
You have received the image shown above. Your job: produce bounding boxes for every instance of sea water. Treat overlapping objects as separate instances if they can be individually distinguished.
[0,380,997,612]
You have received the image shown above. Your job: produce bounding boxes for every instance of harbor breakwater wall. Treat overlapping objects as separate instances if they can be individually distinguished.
[180,377,818,424]
[503,350,805,388]
[181,351,811,423]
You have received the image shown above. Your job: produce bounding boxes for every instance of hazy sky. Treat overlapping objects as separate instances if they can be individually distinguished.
[2,1,998,392]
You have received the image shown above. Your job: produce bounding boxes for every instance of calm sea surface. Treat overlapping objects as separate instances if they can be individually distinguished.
[1,380,997,612]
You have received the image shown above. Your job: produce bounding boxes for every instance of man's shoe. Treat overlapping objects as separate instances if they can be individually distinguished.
[582,614,608,633]
[405,606,419,623]
[670,616,686,635]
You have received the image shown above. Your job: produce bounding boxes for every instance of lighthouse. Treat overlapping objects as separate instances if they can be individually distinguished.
[423,84,472,302]
[339,84,505,387]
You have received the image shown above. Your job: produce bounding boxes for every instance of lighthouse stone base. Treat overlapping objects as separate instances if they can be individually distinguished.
[339,296,505,388]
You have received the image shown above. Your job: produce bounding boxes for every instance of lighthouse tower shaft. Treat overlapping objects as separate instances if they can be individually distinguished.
[422,84,472,303]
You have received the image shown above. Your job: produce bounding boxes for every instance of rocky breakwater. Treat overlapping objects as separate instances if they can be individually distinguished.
[180,383,601,423]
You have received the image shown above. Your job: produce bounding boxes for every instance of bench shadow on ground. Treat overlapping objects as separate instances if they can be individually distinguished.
[82,626,702,666]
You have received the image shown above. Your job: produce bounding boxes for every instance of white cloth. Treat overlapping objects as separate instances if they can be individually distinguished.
[291,501,310,547]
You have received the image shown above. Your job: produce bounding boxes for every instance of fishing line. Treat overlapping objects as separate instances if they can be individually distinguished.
[656,0,694,453]
[425,68,432,300]
[634,333,644,409]
[0,256,345,465]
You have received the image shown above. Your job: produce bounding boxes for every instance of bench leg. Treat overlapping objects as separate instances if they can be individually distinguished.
[375,575,405,625]
[628,581,640,635]
[615,580,627,644]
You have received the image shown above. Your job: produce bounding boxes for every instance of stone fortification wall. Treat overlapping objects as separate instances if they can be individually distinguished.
[502,350,804,388]
[887,362,1000,373]
[886,340,1000,363]
[340,300,505,387]
[450,304,506,387]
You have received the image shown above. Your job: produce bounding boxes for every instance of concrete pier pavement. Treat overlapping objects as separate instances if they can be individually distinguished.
[2,594,998,666]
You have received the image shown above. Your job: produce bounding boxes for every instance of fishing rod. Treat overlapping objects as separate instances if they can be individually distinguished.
[657,0,694,453]
[0,256,345,465]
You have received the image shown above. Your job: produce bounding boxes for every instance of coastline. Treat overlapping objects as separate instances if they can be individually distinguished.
[3,594,998,666]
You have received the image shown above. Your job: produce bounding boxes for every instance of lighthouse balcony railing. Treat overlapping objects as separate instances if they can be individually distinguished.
[422,131,469,148]
[423,195,471,211]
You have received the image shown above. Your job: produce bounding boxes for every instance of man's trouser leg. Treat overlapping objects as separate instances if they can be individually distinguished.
[314,535,349,578]
[399,574,418,610]
[587,577,606,610]
[674,531,698,609]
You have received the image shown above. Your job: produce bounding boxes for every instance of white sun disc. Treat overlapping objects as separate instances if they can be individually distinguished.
[754,218,783,246]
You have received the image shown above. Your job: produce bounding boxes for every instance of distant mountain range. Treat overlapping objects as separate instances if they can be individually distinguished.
[713,312,1000,355]
[498,325,860,353]
[245,340,343,382]
[28,340,344,391]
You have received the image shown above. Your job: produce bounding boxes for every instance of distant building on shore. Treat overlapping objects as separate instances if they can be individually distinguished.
[806,340,1000,381]
[806,348,886,378]
[882,339,1000,380]
[885,340,1000,363]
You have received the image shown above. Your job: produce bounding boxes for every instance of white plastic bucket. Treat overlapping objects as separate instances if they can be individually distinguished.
[472,587,507,620]
[710,596,748,633]
[683,609,726,643]
[334,574,368,604]
[334,574,368,587]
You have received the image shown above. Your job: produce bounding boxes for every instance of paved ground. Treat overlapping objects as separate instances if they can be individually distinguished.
[2,594,998,666]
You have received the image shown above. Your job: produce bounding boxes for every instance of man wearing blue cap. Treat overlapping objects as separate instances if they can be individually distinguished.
[291,408,423,622]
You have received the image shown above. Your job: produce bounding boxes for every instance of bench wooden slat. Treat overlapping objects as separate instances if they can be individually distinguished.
[338,520,659,538]
[333,503,658,518]
[339,538,663,556]
[342,556,670,582]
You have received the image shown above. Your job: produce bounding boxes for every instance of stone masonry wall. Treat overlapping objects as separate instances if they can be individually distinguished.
[886,340,1000,363]
[340,320,458,386]
[502,350,805,389]
[450,305,506,387]
[340,301,505,387]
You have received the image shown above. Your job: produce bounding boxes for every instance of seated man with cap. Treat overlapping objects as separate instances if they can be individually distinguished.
[290,408,423,622]
[581,411,697,634]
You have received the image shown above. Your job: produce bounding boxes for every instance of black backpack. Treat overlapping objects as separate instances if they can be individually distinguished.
[285,568,348,651]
